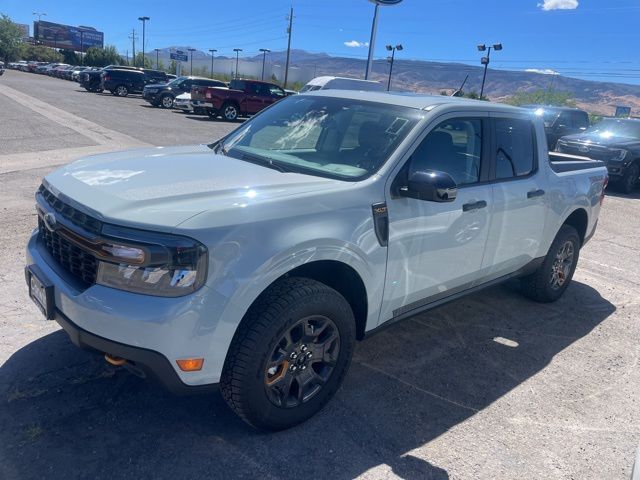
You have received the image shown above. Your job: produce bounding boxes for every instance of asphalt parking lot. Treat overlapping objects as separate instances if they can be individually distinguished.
[1,69,639,480]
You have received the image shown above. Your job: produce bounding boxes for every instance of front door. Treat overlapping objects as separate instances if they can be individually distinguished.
[379,114,493,323]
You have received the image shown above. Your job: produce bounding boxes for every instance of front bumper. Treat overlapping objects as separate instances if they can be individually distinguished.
[142,91,161,103]
[53,307,216,394]
[26,229,228,390]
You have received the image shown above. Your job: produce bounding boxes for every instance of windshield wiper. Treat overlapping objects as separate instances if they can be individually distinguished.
[239,152,294,173]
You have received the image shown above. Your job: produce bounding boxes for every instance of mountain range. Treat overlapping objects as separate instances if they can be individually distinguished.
[152,48,640,115]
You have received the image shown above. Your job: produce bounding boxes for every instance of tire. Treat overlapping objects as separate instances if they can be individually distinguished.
[619,162,639,194]
[220,277,356,431]
[160,94,174,109]
[221,102,239,121]
[114,85,129,97]
[520,225,580,303]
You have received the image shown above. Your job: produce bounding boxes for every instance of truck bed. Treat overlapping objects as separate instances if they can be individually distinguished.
[549,151,605,173]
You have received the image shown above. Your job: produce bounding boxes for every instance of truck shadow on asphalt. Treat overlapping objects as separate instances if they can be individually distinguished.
[0,281,614,480]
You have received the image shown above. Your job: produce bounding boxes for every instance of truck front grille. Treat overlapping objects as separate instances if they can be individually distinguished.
[39,218,98,286]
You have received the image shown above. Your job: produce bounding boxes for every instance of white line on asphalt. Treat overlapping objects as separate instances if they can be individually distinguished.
[355,360,480,413]
[0,83,151,175]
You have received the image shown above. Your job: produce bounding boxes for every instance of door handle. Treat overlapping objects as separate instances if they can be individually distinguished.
[462,200,487,212]
[527,189,545,199]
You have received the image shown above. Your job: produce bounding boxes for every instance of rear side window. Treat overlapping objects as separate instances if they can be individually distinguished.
[573,112,589,129]
[494,118,536,179]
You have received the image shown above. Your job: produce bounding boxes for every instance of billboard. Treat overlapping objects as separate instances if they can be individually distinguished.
[34,21,104,51]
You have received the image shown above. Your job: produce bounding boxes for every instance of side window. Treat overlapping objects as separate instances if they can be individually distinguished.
[495,118,535,180]
[574,112,589,129]
[557,112,571,128]
[409,118,483,186]
[269,85,285,97]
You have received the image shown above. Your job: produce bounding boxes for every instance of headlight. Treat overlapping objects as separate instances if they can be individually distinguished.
[609,148,627,161]
[555,140,566,152]
[95,226,208,297]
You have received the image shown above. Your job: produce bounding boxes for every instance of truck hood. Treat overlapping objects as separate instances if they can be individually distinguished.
[560,132,640,148]
[44,145,345,231]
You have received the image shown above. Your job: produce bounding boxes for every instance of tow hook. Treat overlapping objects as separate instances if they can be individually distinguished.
[104,353,146,378]
[104,353,127,366]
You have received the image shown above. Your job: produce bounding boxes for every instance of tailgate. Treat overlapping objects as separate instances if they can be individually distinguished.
[191,86,207,102]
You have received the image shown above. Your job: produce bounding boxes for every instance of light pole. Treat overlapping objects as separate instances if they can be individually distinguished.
[32,12,46,21]
[477,43,502,99]
[365,1,403,80]
[154,48,160,69]
[138,16,150,67]
[259,48,270,81]
[385,44,402,91]
[209,49,217,78]
[79,31,84,65]
[188,48,196,75]
[233,48,243,78]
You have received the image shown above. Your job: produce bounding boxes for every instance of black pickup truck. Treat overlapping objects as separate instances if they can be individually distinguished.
[524,105,590,150]
[556,117,640,193]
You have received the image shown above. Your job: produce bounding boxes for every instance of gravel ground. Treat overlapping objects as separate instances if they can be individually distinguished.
[0,70,639,480]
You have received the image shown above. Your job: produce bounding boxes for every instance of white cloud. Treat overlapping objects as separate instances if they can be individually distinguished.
[538,0,579,11]
[344,40,369,48]
[525,68,560,75]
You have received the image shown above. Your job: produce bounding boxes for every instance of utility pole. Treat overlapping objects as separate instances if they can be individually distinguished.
[283,6,294,89]
[129,29,137,66]
[259,48,270,81]
[138,17,150,68]
[209,49,217,78]
[80,31,84,65]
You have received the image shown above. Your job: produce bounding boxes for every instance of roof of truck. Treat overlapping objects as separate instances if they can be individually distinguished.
[302,89,526,113]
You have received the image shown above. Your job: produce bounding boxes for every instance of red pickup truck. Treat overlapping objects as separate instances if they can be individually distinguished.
[191,79,287,121]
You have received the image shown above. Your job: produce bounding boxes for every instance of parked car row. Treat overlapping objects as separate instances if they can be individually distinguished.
[522,105,640,193]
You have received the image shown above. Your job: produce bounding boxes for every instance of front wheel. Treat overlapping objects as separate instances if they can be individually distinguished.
[520,225,580,303]
[220,277,356,431]
[160,94,174,109]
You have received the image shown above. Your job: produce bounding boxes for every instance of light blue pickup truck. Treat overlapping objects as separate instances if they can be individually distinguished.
[26,91,607,430]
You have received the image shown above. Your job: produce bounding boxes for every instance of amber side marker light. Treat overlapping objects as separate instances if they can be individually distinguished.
[176,358,205,371]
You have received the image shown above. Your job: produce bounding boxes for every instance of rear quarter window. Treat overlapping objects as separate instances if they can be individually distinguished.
[494,118,536,179]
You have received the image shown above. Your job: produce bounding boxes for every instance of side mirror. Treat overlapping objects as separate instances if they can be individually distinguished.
[399,170,458,202]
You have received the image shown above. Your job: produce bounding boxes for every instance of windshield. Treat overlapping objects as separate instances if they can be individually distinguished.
[214,95,424,180]
[531,107,560,128]
[166,77,186,88]
[585,119,640,139]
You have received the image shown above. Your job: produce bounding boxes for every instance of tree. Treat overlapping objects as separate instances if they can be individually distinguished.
[61,49,80,65]
[506,88,576,107]
[133,52,152,68]
[0,14,24,62]
[17,43,62,62]
[83,45,123,67]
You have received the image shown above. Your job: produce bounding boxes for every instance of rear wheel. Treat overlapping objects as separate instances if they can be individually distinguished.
[222,103,239,121]
[619,162,639,194]
[220,277,356,431]
[160,94,174,109]
[520,225,580,303]
[114,85,129,97]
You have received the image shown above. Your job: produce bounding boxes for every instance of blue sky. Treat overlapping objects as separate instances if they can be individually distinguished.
[3,0,640,84]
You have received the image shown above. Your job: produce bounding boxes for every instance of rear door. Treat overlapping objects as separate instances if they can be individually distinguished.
[481,114,548,280]
[380,113,493,322]
[243,82,264,114]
